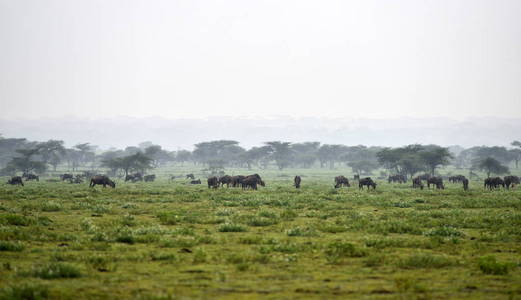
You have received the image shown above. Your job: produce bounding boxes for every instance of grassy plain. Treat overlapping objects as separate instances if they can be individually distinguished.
[0,168,520,299]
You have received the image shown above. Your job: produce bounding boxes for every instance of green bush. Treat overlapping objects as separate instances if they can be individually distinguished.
[0,241,24,252]
[30,263,82,279]
[0,283,50,300]
[324,241,367,263]
[398,253,456,269]
[218,223,247,232]
[478,256,513,275]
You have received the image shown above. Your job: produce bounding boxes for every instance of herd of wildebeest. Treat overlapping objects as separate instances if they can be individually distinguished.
[4,170,520,191]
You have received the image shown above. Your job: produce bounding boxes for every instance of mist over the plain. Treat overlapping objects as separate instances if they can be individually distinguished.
[1,116,519,150]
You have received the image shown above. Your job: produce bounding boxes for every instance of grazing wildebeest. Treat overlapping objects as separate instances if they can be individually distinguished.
[388,174,406,184]
[7,176,24,186]
[190,179,201,184]
[60,173,73,181]
[426,176,444,189]
[412,177,424,190]
[144,174,156,182]
[22,172,39,181]
[207,176,219,189]
[231,175,246,187]
[359,177,376,190]
[186,174,195,180]
[484,177,505,190]
[417,174,431,181]
[125,173,143,182]
[462,177,469,191]
[449,175,466,183]
[219,175,232,187]
[504,175,520,190]
[69,175,83,184]
[241,175,265,190]
[334,176,350,188]
[354,174,360,181]
[89,175,115,188]
[294,176,301,188]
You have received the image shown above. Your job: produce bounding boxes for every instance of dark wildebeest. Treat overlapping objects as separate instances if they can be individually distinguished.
[294,176,301,188]
[449,175,466,183]
[186,174,195,180]
[89,175,115,188]
[60,173,73,181]
[231,175,246,187]
[484,177,505,190]
[388,174,406,184]
[219,175,232,187]
[426,176,444,189]
[144,174,156,182]
[417,174,431,181]
[207,176,219,189]
[22,172,39,181]
[462,177,469,191]
[504,175,520,190]
[7,176,24,186]
[359,177,376,190]
[125,173,143,182]
[412,177,424,190]
[241,174,265,190]
[334,176,350,188]
[190,179,201,184]
[69,175,83,184]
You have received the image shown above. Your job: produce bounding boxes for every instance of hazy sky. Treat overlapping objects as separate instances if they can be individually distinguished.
[1,0,520,120]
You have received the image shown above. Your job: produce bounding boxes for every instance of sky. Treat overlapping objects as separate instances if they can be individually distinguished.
[1,0,520,120]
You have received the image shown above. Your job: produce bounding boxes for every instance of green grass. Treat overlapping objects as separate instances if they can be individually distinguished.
[1,168,520,299]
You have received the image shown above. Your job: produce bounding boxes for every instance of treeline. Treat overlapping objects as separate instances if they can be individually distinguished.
[0,135,520,178]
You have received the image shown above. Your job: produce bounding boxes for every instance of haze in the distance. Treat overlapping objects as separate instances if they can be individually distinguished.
[1,0,520,120]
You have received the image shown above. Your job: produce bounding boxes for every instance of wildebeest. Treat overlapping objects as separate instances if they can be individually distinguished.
[388,174,406,184]
[417,174,431,181]
[462,177,469,191]
[7,176,24,186]
[412,177,424,190]
[89,175,115,188]
[218,175,232,187]
[144,174,156,182]
[294,176,301,188]
[449,175,466,183]
[231,175,246,187]
[186,174,195,180]
[359,177,376,190]
[60,173,73,181]
[190,179,201,184]
[69,175,83,184]
[207,176,219,189]
[426,176,444,189]
[125,173,143,182]
[22,172,39,181]
[484,177,505,190]
[241,174,265,190]
[334,176,350,188]
[504,175,520,190]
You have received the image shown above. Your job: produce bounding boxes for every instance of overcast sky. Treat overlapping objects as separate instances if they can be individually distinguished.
[1,0,520,120]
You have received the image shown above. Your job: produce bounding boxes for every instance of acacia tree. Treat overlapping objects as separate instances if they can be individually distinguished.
[475,157,509,178]
[265,141,293,170]
[3,148,47,175]
[419,145,453,176]
[102,152,153,177]
[36,140,66,171]
[511,141,521,168]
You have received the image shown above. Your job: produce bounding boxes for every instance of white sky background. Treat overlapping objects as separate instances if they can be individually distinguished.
[1,0,520,120]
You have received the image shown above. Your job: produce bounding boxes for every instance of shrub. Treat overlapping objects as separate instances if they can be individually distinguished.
[218,223,247,232]
[478,256,513,275]
[0,283,50,300]
[424,226,464,238]
[247,217,277,227]
[324,241,367,263]
[29,263,82,279]
[0,241,24,252]
[398,253,456,269]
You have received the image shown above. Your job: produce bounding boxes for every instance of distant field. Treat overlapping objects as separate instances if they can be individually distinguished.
[1,170,520,299]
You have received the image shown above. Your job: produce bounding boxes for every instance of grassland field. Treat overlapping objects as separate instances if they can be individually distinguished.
[0,167,520,299]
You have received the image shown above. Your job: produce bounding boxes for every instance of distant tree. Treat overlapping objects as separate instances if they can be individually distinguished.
[193,140,243,166]
[318,144,346,169]
[291,142,320,168]
[240,146,272,169]
[347,160,378,175]
[73,143,96,169]
[0,138,31,167]
[144,145,173,167]
[509,149,521,169]
[2,148,47,175]
[419,145,453,176]
[265,141,293,170]
[36,140,66,171]
[474,146,513,165]
[104,152,153,177]
[475,157,509,177]
[175,150,192,166]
